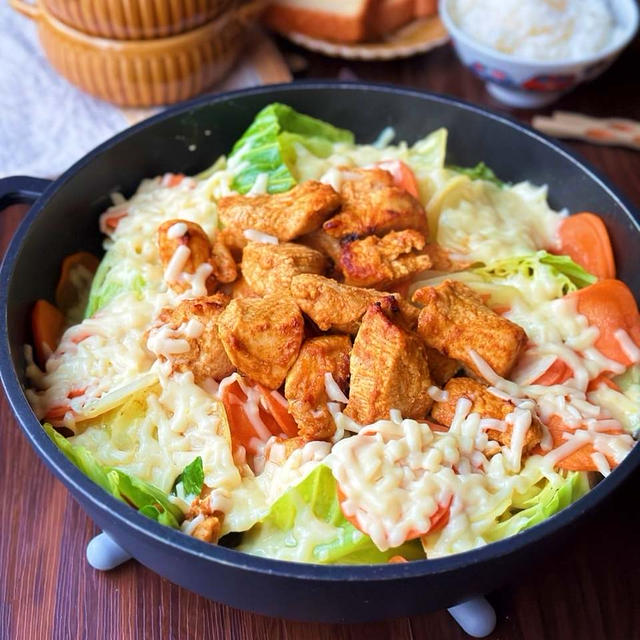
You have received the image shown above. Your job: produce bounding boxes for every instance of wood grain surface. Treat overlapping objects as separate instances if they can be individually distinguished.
[1,34,640,640]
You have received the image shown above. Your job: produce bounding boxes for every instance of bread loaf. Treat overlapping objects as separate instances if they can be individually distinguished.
[264,0,438,43]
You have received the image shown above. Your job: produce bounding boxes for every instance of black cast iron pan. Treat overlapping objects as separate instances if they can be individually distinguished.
[1,83,639,623]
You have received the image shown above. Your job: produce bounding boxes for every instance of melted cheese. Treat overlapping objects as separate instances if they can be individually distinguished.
[435,178,561,263]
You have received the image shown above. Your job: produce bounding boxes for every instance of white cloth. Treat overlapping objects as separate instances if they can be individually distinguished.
[0,3,129,178]
[0,3,284,178]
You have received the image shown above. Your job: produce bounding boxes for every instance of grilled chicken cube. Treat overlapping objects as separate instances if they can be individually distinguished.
[226,274,259,300]
[241,242,327,296]
[430,377,543,453]
[338,229,432,288]
[217,295,304,389]
[345,298,432,424]
[210,236,238,283]
[284,335,352,441]
[157,219,217,294]
[414,280,527,379]
[216,227,247,261]
[291,274,417,335]
[218,181,341,241]
[322,168,427,240]
[148,294,234,383]
[186,487,224,544]
[426,347,461,388]
[297,229,342,264]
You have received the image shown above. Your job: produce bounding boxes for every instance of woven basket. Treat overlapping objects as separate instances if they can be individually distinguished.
[45,0,237,39]
[10,0,265,107]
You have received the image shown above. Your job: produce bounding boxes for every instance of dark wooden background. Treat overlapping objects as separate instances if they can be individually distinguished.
[1,31,639,640]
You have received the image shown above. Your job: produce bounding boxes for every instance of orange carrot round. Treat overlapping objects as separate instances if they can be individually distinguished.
[338,484,451,543]
[32,299,66,368]
[55,251,100,314]
[221,379,298,457]
[376,160,420,198]
[545,414,621,472]
[571,279,640,366]
[557,212,615,280]
[533,358,573,386]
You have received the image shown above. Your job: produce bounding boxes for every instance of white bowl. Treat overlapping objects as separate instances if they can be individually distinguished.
[440,0,639,108]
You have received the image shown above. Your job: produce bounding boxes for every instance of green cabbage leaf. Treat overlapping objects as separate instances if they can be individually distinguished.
[84,247,146,318]
[228,103,354,194]
[448,161,504,187]
[44,423,186,528]
[485,472,589,542]
[238,465,424,564]
[472,250,596,294]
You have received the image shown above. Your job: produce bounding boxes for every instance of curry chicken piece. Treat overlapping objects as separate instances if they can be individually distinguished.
[157,219,216,293]
[338,229,432,289]
[217,181,341,241]
[157,220,237,294]
[217,295,304,389]
[210,236,238,283]
[216,227,247,262]
[149,294,234,383]
[284,335,352,441]
[322,168,427,240]
[297,229,342,265]
[291,274,419,335]
[241,242,327,296]
[414,280,527,379]
[430,377,543,453]
[186,486,224,544]
[345,298,432,424]
[425,347,460,388]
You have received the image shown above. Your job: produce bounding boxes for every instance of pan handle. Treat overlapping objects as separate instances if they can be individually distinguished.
[0,176,52,210]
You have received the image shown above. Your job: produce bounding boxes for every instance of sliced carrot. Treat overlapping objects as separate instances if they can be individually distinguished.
[338,484,451,544]
[32,299,66,368]
[570,279,640,366]
[220,379,298,458]
[256,384,298,438]
[587,373,621,392]
[43,404,72,422]
[99,210,128,234]
[376,160,420,198]
[55,251,100,314]
[388,555,408,563]
[556,212,615,280]
[533,358,573,386]
[162,173,185,187]
[545,414,620,472]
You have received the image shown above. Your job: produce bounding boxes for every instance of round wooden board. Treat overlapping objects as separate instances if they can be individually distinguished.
[279,15,449,61]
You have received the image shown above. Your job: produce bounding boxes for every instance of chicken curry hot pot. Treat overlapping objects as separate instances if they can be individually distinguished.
[1,84,639,622]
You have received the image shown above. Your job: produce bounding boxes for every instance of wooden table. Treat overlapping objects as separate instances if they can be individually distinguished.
[2,34,639,640]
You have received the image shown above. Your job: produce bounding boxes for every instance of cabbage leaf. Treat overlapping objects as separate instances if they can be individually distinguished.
[485,471,588,542]
[228,103,354,194]
[448,161,504,187]
[238,465,424,564]
[590,364,640,436]
[44,423,184,528]
[84,247,146,318]
[473,250,596,294]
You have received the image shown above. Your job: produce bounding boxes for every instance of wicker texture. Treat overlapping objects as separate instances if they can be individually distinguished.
[44,0,238,39]
[33,2,263,106]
